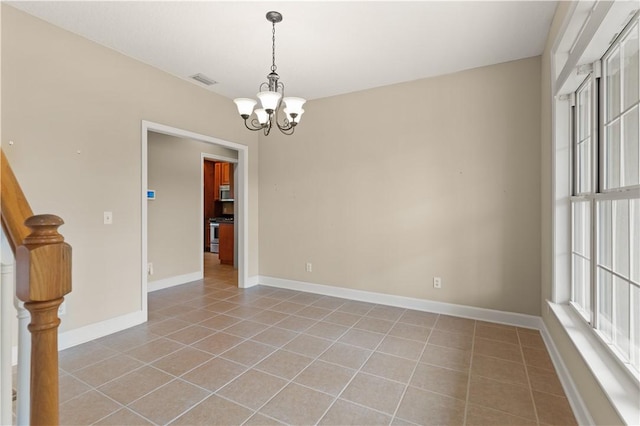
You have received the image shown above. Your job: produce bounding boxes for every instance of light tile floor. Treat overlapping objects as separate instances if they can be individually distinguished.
[48,254,576,425]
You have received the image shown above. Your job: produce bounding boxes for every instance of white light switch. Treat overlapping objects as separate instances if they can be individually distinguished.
[104,211,113,225]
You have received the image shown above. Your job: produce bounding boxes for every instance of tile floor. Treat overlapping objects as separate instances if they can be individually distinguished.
[46,254,577,425]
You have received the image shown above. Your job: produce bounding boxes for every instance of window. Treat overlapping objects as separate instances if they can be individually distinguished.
[571,14,640,377]
[571,77,593,322]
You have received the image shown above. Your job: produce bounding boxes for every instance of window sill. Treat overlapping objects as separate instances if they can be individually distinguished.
[547,301,639,425]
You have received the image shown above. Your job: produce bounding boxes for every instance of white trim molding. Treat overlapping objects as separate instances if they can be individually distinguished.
[258,275,542,329]
[147,271,203,293]
[141,120,251,309]
[547,301,640,425]
[539,319,595,426]
[548,3,640,425]
[57,310,146,351]
[244,275,260,288]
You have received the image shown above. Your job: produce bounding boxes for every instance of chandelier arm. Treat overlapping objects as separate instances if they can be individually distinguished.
[243,118,264,132]
[276,115,296,135]
[250,117,264,129]
[277,123,296,135]
[273,107,293,130]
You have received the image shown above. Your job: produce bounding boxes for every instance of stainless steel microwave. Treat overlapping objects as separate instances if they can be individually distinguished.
[219,185,233,201]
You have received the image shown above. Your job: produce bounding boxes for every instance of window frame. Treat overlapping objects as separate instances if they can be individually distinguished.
[570,75,597,324]
[550,4,640,423]
[601,19,640,194]
[568,13,640,381]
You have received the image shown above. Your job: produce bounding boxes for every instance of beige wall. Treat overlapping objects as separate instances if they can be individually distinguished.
[0,3,626,421]
[1,5,259,332]
[259,57,542,316]
[539,3,623,424]
[147,132,237,282]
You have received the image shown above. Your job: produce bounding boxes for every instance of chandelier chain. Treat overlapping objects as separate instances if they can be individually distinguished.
[271,22,277,73]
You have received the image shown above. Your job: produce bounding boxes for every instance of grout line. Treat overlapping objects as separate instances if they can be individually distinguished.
[237,306,405,424]
[317,308,408,425]
[519,329,541,425]
[87,367,211,423]
[153,378,213,425]
[462,319,477,425]
[227,310,358,423]
[64,352,149,385]
[102,406,159,426]
[58,379,129,424]
[138,292,423,423]
[389,314,440,424]
[60,265,561,426]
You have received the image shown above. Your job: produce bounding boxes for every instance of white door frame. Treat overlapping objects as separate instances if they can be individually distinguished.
[141,120,250,315]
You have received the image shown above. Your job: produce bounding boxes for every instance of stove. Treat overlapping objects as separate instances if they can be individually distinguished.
[210,217,234,223]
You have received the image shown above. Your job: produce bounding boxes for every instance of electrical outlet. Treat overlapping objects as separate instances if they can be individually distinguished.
[305,262,312,272]
[433,277,442,289]
[103,211,113,225]
[148,262,154,276]
[58,301,66,316]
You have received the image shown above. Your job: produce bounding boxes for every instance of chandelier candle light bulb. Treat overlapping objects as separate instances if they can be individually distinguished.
[233,98,257,118]
[255,109,269,125]
[233,11,306,136]
[257,91,282,113]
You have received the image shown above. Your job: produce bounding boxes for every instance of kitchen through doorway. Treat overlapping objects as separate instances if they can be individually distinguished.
[203,158,238,278]
[142,121,249,317]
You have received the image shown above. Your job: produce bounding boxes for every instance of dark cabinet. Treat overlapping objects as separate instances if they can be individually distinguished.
[214,163,234,201]
[219,223,234,265]
[203,160,215,251]
[214,163,221,201]
[214,162,232,198]
[221,162,231,185]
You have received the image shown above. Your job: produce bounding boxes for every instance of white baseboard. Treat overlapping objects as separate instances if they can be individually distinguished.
[148,271,202,293]
[258,275,542,329]
[58,310,147,351]
[11,310,147,363]
[242,275,260,289]
[11,310,147,364]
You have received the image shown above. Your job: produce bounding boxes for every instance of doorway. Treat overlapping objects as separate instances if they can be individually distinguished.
[141,121,249,316]
[203,157,238,270]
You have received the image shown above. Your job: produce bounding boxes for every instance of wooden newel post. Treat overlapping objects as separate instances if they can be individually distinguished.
[15,214,72,426]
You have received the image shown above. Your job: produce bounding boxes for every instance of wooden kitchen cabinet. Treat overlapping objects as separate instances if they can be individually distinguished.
[213,162,221,201]
[203,160,216,250]
[219,223,234,265]
[221,162,231,185]
[213,162,232,198]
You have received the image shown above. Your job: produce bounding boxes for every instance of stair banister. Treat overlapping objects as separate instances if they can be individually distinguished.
[1,149,72,425]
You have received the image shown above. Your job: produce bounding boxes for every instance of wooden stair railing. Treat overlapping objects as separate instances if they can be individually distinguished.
[1,149,72,425]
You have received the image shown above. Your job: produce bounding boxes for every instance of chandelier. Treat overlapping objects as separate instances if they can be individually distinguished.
[233,11,306,136]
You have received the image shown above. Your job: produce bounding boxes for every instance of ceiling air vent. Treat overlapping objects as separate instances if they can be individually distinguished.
[190,73,217,86]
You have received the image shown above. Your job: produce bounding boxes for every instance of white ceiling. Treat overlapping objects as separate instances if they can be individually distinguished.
[8,1,558,101]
